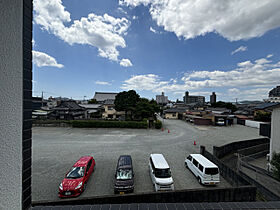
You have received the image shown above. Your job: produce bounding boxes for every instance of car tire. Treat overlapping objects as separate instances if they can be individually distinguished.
[185,162,188,168]
[198,177,202,185]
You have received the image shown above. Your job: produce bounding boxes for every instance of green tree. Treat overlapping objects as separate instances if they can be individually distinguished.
[88,98,97,104]
[134,98,160,120]
[271,152,280,181]
[114,90,140,120]
[254,110,271,122]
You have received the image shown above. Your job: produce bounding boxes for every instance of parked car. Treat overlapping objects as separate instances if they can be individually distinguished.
[114,155,134,194]
[149,154,174,192]
[58,156,96,198]
[185,154,220,185]
[216,118,225,126]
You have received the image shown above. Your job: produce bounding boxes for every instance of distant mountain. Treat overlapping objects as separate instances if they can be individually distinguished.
[238,100,263,105]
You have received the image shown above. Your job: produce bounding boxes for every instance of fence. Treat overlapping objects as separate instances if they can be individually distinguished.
[213,138,269,159]
[237,152,280,201]
[201,146,251,187]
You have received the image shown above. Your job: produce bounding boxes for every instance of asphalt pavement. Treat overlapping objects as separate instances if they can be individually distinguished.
[32,119,261,202]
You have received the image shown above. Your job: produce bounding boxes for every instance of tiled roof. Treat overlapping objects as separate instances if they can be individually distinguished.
[54,100,84,110]
[94,92,118,102]
[254,102,280,110]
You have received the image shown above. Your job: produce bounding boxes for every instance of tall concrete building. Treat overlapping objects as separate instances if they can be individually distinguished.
[183,91,205,105]
[210,92,217,104]
[156,92,168,105]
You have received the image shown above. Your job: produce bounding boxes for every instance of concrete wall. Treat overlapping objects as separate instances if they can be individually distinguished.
[213,138,269,159]
[0,1,23,209]
[33,186,256,206]
[270,107,280,158]
[245,120,268,129]
[194,118,212,125]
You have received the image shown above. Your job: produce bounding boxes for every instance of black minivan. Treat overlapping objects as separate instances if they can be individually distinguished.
[114,155,134,194]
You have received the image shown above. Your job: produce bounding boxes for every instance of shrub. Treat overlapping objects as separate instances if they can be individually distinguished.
[71,120,148,129]
[271,152,280,181]
[155,120,162,129]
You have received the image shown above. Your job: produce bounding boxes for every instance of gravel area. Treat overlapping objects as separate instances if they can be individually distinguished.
[32,119,261,202]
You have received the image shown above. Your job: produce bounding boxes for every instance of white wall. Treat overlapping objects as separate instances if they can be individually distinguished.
[245,120,268,129]
[0,0,23,209]
[270,107,280,159]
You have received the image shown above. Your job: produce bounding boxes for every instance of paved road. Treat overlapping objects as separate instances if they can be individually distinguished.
[32,119,261,202]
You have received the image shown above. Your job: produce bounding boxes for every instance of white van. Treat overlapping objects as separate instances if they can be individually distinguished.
[185,154,220,185]
[149,154,174,192]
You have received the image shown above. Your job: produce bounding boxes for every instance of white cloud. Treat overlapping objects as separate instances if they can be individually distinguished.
[95,81,111,85]
[150,26,156,33]
[121,55,280,100]
[120,0,280,41]
[120,58,133,67]
[32,39,35,47]
[267,54,273,58]
[231,46,247,55]
[132,16,138,20]
[33,50,64,68]
[34,0,131,65]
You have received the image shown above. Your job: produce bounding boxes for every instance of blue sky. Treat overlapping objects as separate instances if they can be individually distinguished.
[33,0,280,102]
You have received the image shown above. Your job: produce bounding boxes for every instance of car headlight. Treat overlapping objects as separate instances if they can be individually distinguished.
[75,182,83,189]
[59,183,63,190]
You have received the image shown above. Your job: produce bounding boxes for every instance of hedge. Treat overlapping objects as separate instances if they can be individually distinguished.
[155,120,162,129]
[33,120,72,124]
[71,120,148,129]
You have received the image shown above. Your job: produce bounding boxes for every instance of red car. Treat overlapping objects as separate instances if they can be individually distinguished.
[58,156,96,198]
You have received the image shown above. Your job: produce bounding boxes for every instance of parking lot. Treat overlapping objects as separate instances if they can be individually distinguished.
[32,119,261,202]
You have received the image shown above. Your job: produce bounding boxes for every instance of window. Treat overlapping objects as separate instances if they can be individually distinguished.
[192,159,198,167]
[86,159,92,173]
[198,164,204,172]
[205,168,219,175]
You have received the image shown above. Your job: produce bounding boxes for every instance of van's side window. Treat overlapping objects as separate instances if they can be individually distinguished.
[187,155,192,161]
[198,164,204,172]
[192,158,198,167]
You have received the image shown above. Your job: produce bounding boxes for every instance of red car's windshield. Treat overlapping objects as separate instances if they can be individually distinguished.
[66,167,85,179]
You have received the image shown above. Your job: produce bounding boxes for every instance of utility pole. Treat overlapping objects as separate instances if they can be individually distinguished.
[41,91,44,108]
[235,98,238,105]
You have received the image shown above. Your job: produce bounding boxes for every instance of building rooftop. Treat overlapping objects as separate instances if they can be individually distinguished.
[93,92,118,102]
[254,102,280,110]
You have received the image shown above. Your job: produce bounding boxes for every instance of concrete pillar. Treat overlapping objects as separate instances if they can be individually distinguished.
[270,107,280,159]
[0,0,32,209]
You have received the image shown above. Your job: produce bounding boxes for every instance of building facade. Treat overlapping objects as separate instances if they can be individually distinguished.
[264,86,280,102]
[102,99,125,119]
[270,104,280,161]
[183,91,205,105]
[210,92,217,104]
[156,92,168,105]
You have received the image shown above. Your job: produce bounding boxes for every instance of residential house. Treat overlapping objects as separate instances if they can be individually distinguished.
[102,99,125,120]
[164,108,187,119]
[48,100,86,120]
[79,104,103,119]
